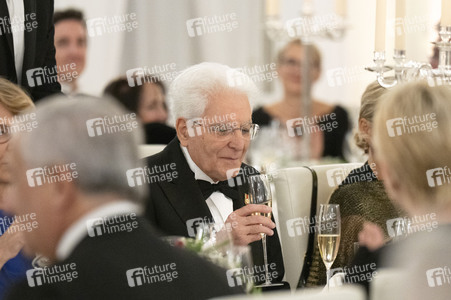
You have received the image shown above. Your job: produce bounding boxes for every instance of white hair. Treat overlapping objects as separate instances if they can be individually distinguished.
[168,62,259,124]
[17,95,147,203]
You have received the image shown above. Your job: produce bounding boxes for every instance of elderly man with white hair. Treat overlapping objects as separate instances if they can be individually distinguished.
[144,62,286,287]
[3,95,243,299]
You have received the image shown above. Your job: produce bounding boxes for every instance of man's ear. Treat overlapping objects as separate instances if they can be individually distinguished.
[53,175,77,212]
[176,118,189,147]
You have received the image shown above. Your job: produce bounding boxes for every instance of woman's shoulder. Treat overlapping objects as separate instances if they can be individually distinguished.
[314,101,348,119]
[329,181,387,207]
[252,106,272,126]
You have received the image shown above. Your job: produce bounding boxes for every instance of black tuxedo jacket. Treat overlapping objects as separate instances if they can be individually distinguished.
[0,0,61,101]
[144,138,285,284]
[6,216,242,300]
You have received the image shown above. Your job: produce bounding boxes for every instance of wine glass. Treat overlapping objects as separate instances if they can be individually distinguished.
[317,204,341,291]
[247,174,283,287]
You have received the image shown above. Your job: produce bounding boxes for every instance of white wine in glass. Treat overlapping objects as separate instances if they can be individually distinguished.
[317,204,341,290]
[248,174,283,287]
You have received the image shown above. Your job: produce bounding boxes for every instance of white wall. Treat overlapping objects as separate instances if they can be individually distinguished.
[54,0,441,108]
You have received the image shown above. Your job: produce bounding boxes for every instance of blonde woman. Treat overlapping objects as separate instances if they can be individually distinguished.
[302,82,404,288]
[252,39,349,160]
[369,81,451,299]
[0,78,35,297]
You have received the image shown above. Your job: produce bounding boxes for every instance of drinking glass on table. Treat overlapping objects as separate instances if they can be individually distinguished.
[247,174,283,287]
[317,204,341,291]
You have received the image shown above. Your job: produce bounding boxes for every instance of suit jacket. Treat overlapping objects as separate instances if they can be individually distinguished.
[0,0,61,101]
[5,216,242,300]
[144,138,285,284]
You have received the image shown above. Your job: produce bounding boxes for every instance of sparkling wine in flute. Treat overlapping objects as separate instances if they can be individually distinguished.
[317,234,341,269]
[257,199,272,219]
[317,204,341,290]
[247,174,284,287]
[245,195,272,219]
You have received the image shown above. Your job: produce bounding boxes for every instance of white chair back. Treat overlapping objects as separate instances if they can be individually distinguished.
[272,163,361,290]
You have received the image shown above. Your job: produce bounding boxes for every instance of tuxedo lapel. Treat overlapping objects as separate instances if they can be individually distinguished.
[154,139,213,226]
[22,0,36,83]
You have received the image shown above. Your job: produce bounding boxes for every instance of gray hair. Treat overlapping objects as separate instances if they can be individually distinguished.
[168,62,259,124]
[16,95,147,203]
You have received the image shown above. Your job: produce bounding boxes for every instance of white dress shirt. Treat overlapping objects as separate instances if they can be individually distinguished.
[56,201,142,261]
[180,146,233,224]
[6,0,25,84]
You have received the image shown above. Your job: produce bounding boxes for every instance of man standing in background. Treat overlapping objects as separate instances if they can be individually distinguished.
[0,0,61,101]
[53,8,87,95]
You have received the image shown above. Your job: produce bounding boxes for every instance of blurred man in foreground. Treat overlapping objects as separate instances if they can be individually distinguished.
[4,95,242,299]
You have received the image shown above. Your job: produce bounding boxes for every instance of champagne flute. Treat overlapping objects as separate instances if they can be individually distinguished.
[247,174,283,287]
[317,204,341,291]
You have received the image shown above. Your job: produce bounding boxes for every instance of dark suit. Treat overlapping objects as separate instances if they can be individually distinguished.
[0,0,61,101]
[6,216,242,300]
[144,138,285,284]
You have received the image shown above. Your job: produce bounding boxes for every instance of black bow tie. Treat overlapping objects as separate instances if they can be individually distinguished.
[197,179,239,201]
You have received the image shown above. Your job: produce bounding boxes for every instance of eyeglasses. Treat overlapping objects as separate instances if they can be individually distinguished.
[192,121,259,140]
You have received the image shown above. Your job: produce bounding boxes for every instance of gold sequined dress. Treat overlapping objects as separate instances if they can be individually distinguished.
[301,164,404,287]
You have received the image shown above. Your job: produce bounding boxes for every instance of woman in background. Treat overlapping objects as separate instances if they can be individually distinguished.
[0,78,35,299]
[104,75,176,144]
[354,80,451,299]
[302,81,404,287]
[252,39,349,160]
